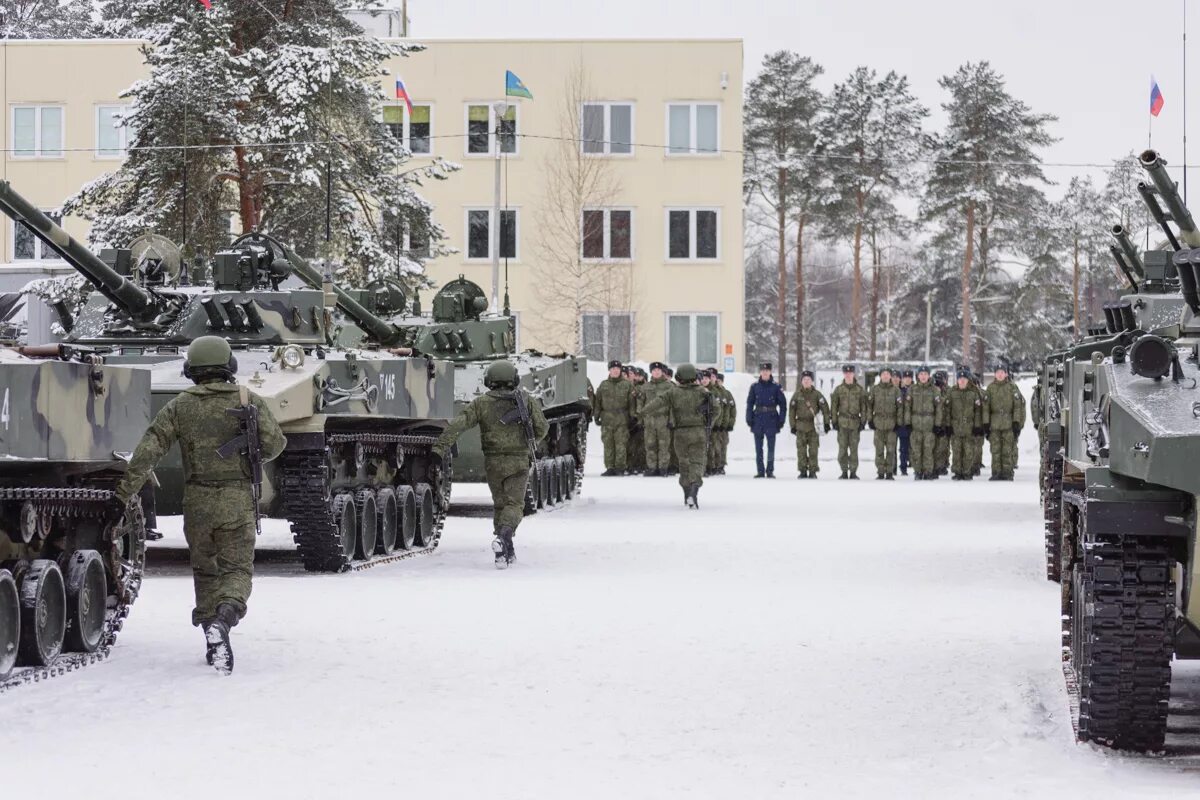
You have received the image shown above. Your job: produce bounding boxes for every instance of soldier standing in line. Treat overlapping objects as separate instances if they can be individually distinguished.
[897,369,913,476]
[969,369,987,477]
[637,362,673,477]
[699,369,716,476]
[932,370,951,477]
[433,360,549,568]
[709,371,733,475]
[639,363,712,508]
[866,367,902,480]
[745,361,787,478]
[111,336,286,674]
[907,365,943,480]
[664,366,679,476]
[788,369,830,479]
[944,368,984,481]
[594,360,634,476]
[627,367,647,475]
[983,364,1025,481]
[830,364,867,480]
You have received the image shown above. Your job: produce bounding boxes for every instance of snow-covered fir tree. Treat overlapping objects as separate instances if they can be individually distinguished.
[67,0,456,286]
[0,0,96,38]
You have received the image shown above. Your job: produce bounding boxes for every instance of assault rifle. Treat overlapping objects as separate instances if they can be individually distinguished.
[500,388,540,462]
[216,387,264,536]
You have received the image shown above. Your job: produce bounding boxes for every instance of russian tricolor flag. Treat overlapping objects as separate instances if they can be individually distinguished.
[395,78,414,115]
[1151,75,1165,117]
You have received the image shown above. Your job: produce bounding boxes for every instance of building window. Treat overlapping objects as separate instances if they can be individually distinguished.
[666,102,719,155]
[581,208,633,260]
[466,208,517,260]
[383,208,431,260]
[581,313,633,362]
[466,103,518,155]
[95,105,132,158]
[666,208,719,261]
[12,106,64,158]
[666,313,719,365]
[13,212,62,261]
[581,102,633,155]
[383,103,432,155]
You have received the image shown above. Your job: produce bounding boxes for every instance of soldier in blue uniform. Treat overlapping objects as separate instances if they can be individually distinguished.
[745,361,787,478]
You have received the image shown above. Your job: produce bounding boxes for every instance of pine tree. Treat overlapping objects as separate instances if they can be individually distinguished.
[67,0,456,287]
[1058,176,1106,333]
[0,0,96,38]
[819,67,926,361]
[923,61,1056,369]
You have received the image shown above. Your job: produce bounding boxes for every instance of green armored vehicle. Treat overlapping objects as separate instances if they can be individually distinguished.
[0,343,149,685]
[0,182,456,574]
[1048,149,1200,751]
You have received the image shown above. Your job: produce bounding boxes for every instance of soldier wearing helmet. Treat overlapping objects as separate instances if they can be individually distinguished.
[432,359,549,568]
[638,363,713,508]
[111,335,286,674]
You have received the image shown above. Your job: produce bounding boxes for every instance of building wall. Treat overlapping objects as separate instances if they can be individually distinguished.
[0,37,745,368]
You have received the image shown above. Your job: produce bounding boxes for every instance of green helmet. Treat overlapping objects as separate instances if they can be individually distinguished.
[483,359,519,389]
[184,335,236,380]
[675,363,698,382]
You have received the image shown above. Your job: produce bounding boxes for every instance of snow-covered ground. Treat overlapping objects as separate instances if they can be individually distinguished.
[4,376,1200,799]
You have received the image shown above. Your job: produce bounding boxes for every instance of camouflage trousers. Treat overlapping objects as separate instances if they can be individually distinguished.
[836,426,860,472]
[628,426,646,471]
[643,416,672,471]
[673,426,707,489]
[873,426,898,474]
[600,418,630,470]
[974,435,985,472]
[910,428,936,475]
[486,454,532,533]
[990,430,1018,477]
[951,434,975,477]
[795,429,820,473]
[711,429,729,469]
[934,433,950,473]
[182,484,256,628]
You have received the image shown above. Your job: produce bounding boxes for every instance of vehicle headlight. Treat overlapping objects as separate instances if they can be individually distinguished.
[278,344,305,369]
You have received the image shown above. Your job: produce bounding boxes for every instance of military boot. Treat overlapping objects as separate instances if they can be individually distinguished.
[877,471,886,480]
[839,471,848,480]
[798,469,808,479]
[849,471,858,480]
[885,473,894,481]
[203,603,238,676]
[684,484,700,509]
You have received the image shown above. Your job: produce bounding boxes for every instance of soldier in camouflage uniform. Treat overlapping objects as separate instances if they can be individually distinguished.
[788,369,830,479]
[906,365,944,480]
[984,365,1025,481]
[637,361,673,477]
[113,336,286,674]
[594,360,634,475]
[969,370,987,477]
[627,367,647,475]
[639,363,712,508]
[944,368,984,480]
[866,366,902,480]
[433,360,549,567]
[711,371,734,474]
[665,366,679,476]
[897,369,913,476]
[932,370,951,477]
[829,364,867,479]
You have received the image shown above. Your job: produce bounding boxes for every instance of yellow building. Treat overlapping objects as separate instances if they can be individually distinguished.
[0,37,744,369]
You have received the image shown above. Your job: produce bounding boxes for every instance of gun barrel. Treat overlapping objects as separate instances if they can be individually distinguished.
[1139,150,1200,248]
[0,180,153,315]
[1110,225,1146,280]
[1108,244,1140,292]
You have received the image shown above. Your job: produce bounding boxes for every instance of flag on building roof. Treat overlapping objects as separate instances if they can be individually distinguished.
[197,0,212,9]
[1151,75,1165,117]
[395,78,414,114]
[505,70,533,100]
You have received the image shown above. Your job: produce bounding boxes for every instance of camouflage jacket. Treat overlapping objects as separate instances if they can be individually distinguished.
[594,376,634,424]
[116,380,286,503]
[433,388,549,458]
[865,382,902,429]
[636,376,674,422]
[944,386,983,436]
[906,381,943,431]
[641,382,712,429]
[788,387,829,432]
[829,381,867,426]
[715,384,736,430]
[984,379,1026,430]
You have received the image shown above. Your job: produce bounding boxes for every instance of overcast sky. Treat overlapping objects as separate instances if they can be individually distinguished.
[412,0,1196,200]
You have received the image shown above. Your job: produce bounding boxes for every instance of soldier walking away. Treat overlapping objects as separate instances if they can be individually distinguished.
[897,370,913,476]
[111,336,286,675]
[945,368,984,480]
[637,362,673,476]
[627,367,647,475]
[594,360,634,475]
[745,361,787,478]
[711,371,735,474]
[639,363,712,507]
[788,369,830,479]
[866,366,902,480]
[907,365,944,480]
[830,364,867,479]
[983,364,1025,481]
[932,370,951,477]
[432,360,549,568]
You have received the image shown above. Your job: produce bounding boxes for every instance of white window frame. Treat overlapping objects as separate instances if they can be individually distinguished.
[94,104,131,159]
[463,102,520,157]
[664,207,721,262]
[580,207,635,262]
[579,101,635,157]
[382,102,434,157]
[580,311,635,363]
[11,105,65,159]
[664,101,721,157]
[12,211,63,262]
[380,208,431,259]
[464,206,519,262]
[664,312,721,367]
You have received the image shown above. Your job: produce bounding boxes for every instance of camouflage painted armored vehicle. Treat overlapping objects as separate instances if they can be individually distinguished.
[1047,150,1200,751]
[0,343,149,686]
[0,181,456,574]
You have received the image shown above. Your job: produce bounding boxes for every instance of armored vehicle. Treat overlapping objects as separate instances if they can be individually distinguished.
[0,343,150,686]
[1046,150,1200,751]
[0,182,456,574]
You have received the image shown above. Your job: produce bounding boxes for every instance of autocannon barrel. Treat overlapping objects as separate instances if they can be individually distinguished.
[1111,225,1146,280]
[0,180,153,316]
[1139,150,1200,248]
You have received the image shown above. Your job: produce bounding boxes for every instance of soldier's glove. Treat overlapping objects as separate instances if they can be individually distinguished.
[1012,423,1021,437]
[982,424,991,436]
[868,421,876,431]
[972,426,984,437]
[823,423,831,434]
[859,422,867,432]
[776,424,784,434]
[831,422,839,432]
[103,495,127,527]
[594,418,602,427]
[790,426,797,435]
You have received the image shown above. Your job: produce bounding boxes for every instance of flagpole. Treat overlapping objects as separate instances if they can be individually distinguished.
[1184,0,1189,204]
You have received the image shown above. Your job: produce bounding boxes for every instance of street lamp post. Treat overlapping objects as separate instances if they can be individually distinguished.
[924,290,934,364]
[491,101,509,313]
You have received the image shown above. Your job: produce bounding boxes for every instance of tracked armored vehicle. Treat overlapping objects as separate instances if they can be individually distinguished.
[0,343,149,686]
[0,181,456,573]
[1046,150,1200,751]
